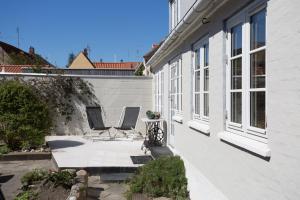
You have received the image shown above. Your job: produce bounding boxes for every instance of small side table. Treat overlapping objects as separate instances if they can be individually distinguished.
[141,118,165,150]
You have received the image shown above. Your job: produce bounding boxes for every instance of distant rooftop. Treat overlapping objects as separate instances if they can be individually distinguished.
[93,62,140,70]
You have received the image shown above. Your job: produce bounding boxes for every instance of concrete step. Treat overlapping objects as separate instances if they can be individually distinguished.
[100,173,134,182]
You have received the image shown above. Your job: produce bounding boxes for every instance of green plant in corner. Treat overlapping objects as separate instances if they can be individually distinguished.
[0,80,51,150]
[47,170,76,189]
[0,144,10,155]
[127,156,189,200]
[21,169,48,188]
[14,190,38,200]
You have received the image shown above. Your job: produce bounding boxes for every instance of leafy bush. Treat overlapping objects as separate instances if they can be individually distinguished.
[127,156,189,200]
[47,170,76,189]
[0,80,51,150]
[15,190,38,200]
[21,169,48,187]
[0,144,11,155]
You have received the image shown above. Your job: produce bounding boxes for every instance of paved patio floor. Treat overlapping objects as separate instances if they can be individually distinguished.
[46,136,148,168]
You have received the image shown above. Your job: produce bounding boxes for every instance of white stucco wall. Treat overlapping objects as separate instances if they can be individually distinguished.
[0,74,152,136]
[152,0,300,199]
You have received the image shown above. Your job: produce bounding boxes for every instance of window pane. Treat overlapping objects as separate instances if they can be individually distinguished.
[204,44,209,66]
[177,92,179,110]
[231,24,242,56]
[231,92,242,124]
[251,50,265,88]
[204,68,209,91]
[180,94,182,111]
[231,58,242,89]
[195,50,200,70]
[195,71,200,92]
[250,91,265,129]
[251,10,266,50]
[171,66,176,78]
[171,95,175,109]
[204,93,209,117]
[195,93,200,115]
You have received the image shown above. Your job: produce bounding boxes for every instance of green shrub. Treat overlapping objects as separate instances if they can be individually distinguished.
[0,80,51,150]
[21,169,48,187]
[0,144,10,155]
[127,156,189,200]
[47,170,76,189]
[15,190,38,200]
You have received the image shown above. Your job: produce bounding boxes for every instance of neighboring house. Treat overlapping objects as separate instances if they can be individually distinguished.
[0,41,53,73]
[68,50,140,76]
[142,43,163,76]
[146,0,300,200]
[1,65,38,73]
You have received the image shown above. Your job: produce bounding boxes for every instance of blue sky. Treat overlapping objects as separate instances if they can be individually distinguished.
[0,0,168,67]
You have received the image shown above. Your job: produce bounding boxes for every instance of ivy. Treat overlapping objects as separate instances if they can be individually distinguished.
[0,76,98,150]
[7,76,99,123]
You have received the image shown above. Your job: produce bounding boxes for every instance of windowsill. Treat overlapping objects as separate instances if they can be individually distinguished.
[187,120,210,135]
[218,131,271,158]
[172,115,183,123]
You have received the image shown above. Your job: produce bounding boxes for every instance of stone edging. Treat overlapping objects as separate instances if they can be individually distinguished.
[0,152,51,161]
[67,170,88,200]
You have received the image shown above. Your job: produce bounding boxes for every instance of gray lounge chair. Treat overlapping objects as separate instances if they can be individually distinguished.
[85,106,111,139]
[114,107,141,138]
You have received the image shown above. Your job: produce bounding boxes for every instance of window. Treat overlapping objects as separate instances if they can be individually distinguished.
[170,0,180,30]
[155,71,164,116]
[226,6,267,140]
[193,37,209,122]
[170,57,182,115]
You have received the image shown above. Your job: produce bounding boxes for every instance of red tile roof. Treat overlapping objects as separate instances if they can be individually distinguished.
[93,62,140,70]
[0,65,50,73]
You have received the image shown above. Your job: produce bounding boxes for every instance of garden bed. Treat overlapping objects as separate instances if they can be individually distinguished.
[126,156,189,200]
[0,152,51,161]
[15,169,88,200]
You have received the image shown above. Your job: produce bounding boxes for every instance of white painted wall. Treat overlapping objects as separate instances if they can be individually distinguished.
[0,74,152,136]
[152,0,300,199]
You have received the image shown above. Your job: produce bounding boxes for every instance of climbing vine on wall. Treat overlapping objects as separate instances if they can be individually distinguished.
[0,76,99,124]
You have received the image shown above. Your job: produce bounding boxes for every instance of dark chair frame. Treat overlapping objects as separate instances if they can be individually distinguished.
[85,106,111,138]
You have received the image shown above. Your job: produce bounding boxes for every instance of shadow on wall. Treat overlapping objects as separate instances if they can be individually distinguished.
[53,99,92,136]
[50,77,152,136]
[53,93,106,136]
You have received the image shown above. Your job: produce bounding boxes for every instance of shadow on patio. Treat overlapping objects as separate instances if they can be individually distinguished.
[47,140,84,149]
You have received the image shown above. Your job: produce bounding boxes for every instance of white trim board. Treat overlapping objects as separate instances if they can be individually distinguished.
[218,131,271,157]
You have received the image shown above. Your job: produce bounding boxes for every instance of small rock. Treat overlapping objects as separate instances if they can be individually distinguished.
[68,196,77,200]
[63,169,76,174]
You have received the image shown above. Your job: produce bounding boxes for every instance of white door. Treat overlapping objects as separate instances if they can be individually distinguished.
[168,58,182,147]
[169,64,176,147]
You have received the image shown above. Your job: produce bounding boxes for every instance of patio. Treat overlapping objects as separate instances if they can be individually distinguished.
[46,136,150,169]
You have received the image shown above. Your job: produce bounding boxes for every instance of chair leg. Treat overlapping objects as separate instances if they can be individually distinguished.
[111,128,118,139]
[108,129,112,139]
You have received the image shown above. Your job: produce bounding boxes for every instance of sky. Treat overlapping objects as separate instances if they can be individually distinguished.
[0,0,169,67]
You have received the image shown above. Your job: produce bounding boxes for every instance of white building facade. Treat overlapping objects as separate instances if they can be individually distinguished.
[147,0,300,199]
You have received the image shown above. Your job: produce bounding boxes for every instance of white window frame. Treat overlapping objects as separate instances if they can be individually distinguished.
[170,56,182,116]
[170,0,180,30]
[154,70,164,116]
[192,36,209,123]
[225,2,267,143]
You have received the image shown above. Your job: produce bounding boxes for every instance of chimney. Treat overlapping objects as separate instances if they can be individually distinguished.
[152,44,158,49]
[29,46,35,55]
[120,59,123,63]
[100,58,103,63]
[83,48,88,57]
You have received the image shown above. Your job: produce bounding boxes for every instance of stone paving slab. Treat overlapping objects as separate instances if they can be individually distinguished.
[46,136,149,169]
